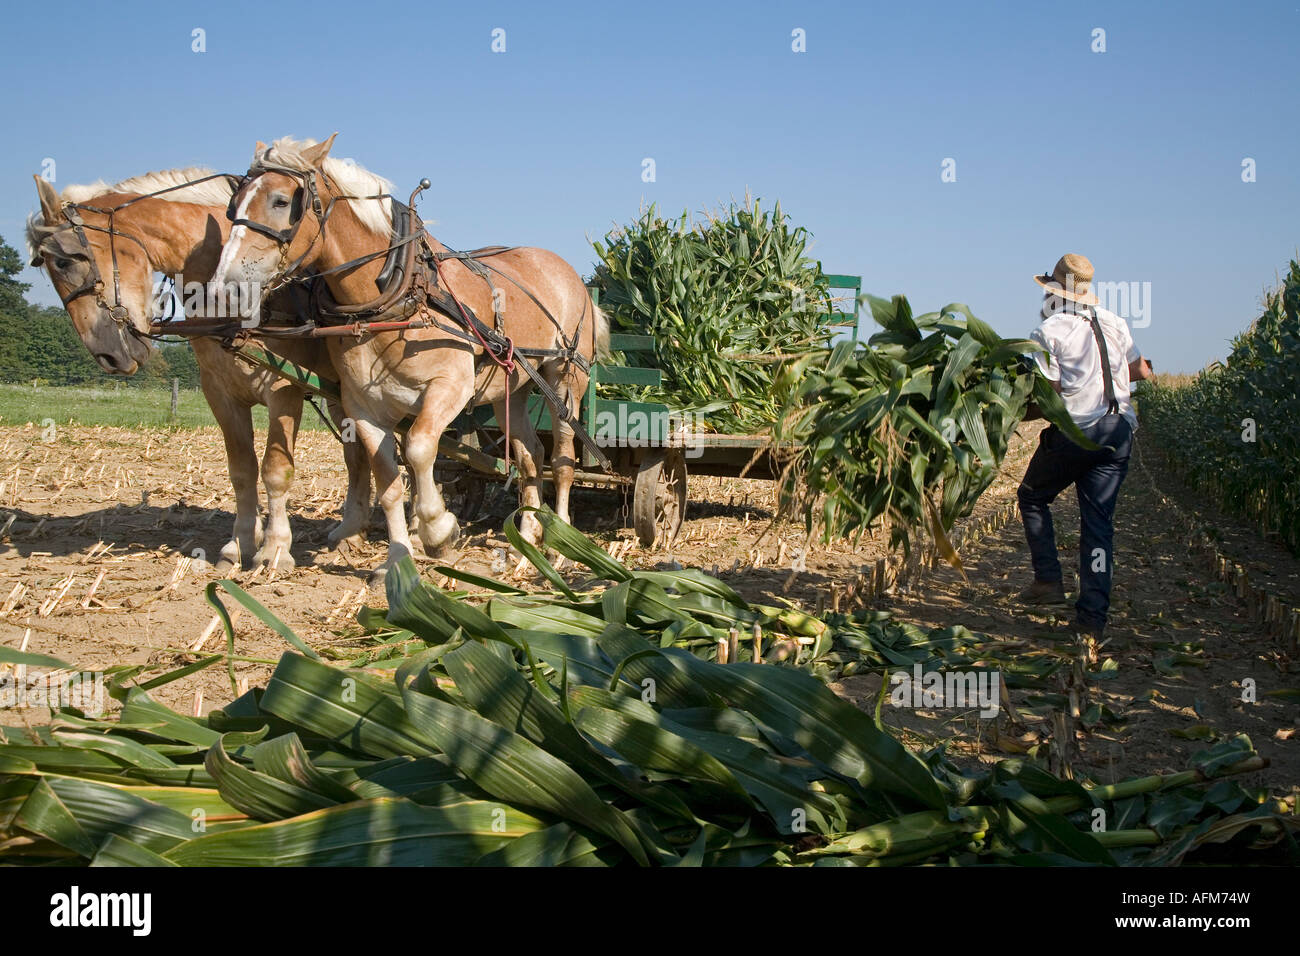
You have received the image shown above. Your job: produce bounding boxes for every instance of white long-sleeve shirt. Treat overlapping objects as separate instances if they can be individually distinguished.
[1030,306,1142,430]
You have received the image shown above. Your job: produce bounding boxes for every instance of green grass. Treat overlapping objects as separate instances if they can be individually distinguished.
[0,384,332,432]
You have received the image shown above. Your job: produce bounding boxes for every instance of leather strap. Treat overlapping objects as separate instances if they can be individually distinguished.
[1086,307,1120,415]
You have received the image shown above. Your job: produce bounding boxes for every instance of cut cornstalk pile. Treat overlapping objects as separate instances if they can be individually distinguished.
[589,199,834,432]
[0,511,1293,867]
[773,295,1090,559]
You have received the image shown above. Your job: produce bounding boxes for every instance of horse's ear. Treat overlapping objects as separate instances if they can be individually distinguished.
[301,133,338,169]
[33,174,61,224]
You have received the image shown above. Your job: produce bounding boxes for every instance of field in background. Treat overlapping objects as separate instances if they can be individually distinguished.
[0,384,332,432]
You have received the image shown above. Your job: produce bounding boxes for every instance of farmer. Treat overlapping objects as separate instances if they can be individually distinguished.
[1017,254,1153,639]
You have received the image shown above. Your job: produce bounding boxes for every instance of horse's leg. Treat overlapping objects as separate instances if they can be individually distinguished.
[326,397,372,553]
[206,390,261,573]
[548,368,586,527]
[494,387,547,545]
[404,458,420,542]
[347,403,413,586]
[406,377,474,556]
[253,381,302,572]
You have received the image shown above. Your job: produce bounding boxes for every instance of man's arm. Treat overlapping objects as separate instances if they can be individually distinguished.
[1021,329,1062,420]
[1122,320,1151,381]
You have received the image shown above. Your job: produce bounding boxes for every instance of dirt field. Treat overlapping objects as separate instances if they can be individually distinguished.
[0,419,1296,800]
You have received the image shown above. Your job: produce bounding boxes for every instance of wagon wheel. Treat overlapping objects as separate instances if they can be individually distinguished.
[633,449,687,547]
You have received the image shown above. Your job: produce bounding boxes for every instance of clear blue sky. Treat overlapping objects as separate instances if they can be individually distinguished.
[3,0,1296,372]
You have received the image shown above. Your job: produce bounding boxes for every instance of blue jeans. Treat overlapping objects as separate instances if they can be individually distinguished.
[1017,414,1133,632]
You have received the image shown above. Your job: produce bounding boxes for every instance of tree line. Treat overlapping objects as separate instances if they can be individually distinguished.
[0,234,201,389]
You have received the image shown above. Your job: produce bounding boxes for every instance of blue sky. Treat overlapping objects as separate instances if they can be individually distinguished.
[3,0,1296,372]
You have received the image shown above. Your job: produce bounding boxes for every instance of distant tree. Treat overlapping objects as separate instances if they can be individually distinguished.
[20,306,110,385]
[158,341,201,389]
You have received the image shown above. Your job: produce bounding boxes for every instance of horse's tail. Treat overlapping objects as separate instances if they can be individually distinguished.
[592,303,611,361]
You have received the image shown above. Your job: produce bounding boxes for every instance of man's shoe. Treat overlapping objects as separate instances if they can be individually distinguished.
[1016,579,1069,605]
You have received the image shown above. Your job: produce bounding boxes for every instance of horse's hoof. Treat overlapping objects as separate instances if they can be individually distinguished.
[367,566,389,590]
[419,512,460,552]
[255,546,296,573]
[215,543,243,575]
[328,524,366,548]
[333,533,365,554]
[431,536,462,561]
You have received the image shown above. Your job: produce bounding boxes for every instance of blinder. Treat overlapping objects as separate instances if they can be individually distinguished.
[225,162,324,250]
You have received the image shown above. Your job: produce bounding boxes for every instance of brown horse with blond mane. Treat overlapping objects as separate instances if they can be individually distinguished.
[209,135,607,582]
[26,169,372,573]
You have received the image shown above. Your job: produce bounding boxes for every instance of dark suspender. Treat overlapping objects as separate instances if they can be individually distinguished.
[1086,307,1120,415]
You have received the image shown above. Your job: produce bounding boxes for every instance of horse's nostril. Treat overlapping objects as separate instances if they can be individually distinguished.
[94,352,121,371]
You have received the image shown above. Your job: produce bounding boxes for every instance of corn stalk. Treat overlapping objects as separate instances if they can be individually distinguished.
[773,295,1091,556]
[590,200,833,432]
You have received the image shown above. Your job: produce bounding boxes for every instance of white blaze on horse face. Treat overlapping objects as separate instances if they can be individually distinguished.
[211,178,276,318]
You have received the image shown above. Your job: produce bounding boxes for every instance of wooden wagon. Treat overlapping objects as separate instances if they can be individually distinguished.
[216,273,861,548]
[433,273,864,546]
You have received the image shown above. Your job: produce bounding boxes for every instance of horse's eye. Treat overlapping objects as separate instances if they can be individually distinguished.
[55,258,73,270]
[273,197,290,208]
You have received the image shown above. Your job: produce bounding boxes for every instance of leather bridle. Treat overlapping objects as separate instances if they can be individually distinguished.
[54,201,151,326]
[224,155,392,292]
[44,172,239,332]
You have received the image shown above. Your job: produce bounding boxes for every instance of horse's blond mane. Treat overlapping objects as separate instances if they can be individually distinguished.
[257,137,394,237]
[25,167,235,262]
[61,167,235,206]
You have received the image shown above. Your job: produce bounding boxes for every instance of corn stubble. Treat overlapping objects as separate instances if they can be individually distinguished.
[0,510,1290,867]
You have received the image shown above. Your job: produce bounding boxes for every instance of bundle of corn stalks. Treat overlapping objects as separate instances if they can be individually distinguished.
[590,200,834,432]
[774,295,1090,557]
[1,513,1293,866]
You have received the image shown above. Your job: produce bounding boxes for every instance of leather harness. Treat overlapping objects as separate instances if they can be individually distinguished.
[222,157,610,470]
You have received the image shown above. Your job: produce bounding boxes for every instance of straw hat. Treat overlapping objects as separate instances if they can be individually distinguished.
[1033,253,1099,305]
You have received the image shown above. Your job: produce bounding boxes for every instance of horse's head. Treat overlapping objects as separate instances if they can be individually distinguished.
[27,176,154,374]
[210,135,340,319]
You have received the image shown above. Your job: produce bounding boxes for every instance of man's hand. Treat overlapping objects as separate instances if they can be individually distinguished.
[1129,356,1153,381]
